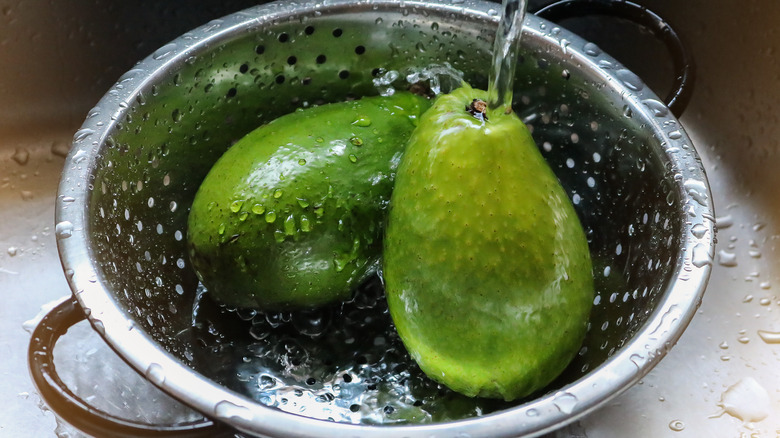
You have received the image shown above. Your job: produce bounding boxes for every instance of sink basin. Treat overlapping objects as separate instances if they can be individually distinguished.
[2,0,778,436]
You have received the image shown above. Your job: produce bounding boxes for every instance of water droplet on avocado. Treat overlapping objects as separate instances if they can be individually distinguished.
[352,116,372,127]
[300,215,312,232]
[265,211,277,223]
[334,255,349,272]
[298,158,307,165]
[230,200,244,213]
[284,215,296,235]
[297,198,309,208]
[315,137,325,143]
[218,223,226,235]
[349,154,358,163]
[273,189,283,199]
[239,212,249,222]
[314,207,325,218]
[252,204,265,215]
[350,137,364,146]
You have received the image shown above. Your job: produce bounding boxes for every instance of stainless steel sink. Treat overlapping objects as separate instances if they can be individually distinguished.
[2,0,778,436]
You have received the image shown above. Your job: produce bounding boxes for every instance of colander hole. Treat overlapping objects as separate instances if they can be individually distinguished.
[349,404,360,413]
[332,28,343,37]
[302,77,312,86]
[339,70,350,79]
[371,68,382,77]
[287,56,297,65]
[304,26,315,35]
[355,45,365,55]
[275,75,285,84]
[278,32,289,43]
[383,406,395,415]
[342,374,352,383]
[306,377,316,385]
[316,55,326,64]
[255,44,265,55]
[239,63,249,74]
[226,87,237,98]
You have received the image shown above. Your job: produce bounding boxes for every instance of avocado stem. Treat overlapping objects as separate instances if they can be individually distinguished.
[466,98,489,122]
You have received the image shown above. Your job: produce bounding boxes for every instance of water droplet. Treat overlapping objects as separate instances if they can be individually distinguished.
[352,117,372,127]
[55,221,74,240]
[73,128,95,143]
[716,250,737,267]
[526,408,539,417]
[349,154,358,163]
[642,99,669,117]
[298,158,307,165]
[230,200,244,213]
[683,179,708,206]
[715,214,733,229]
[265,211,277,223]
[218,223,226,235]
[300,215,311,232]
[757,330,780,344]
[72,149,89,164]
[145,363,166,385]
[553,392,578,414]
[273,189,283,199]
[691,223,707,239]
[252,204,265,215]
[692,243,712,267]
[284,215,296,235]
[583,42,601,56]
[615,69,644,91]
[12,148,30,165]
[350,136,363,146]
[51,141,70,158]
[214,400,254,422]
[712,377,771,423]
[152,43,177,60]
[668,419,685,431]
[668,130,683,140]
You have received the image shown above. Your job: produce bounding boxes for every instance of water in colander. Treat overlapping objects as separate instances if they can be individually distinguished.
[189,274,513,424]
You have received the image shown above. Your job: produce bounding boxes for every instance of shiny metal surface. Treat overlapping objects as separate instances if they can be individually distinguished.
[53,0,711,436]
[1,1,778,437]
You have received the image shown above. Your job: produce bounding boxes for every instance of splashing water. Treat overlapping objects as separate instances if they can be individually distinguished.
[487,0,528,111]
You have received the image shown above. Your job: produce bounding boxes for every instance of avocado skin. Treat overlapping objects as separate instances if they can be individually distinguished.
[188,93,430,310]
[383,86,594,401]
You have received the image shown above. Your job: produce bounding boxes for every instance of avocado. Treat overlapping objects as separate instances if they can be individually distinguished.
[188,92,431,310]
[383,84,594,401]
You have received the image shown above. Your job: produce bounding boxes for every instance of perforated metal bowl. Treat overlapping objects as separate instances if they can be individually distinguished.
[50,0,714,436]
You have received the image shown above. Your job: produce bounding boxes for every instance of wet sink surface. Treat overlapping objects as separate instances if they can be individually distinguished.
[2,0,779,436]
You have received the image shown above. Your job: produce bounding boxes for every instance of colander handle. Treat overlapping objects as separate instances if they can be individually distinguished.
[27,296,232,438]
[532,0,695,117]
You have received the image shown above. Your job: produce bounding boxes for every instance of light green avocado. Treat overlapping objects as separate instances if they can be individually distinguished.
[188,92,430,310]
[383,85,594,401]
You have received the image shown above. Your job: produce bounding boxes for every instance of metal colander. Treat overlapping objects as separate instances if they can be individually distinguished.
[51,0,714,436]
